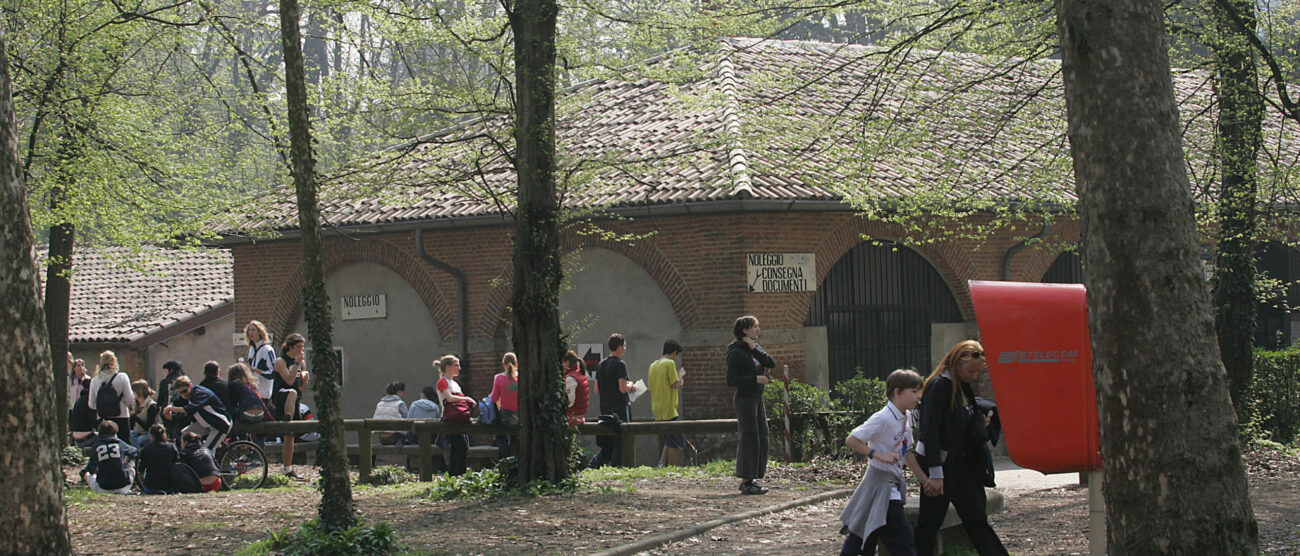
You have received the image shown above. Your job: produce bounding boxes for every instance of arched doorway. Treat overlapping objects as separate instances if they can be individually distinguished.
[290,262,452,418]
[806,241,963,386]
[1042,250,1084,284]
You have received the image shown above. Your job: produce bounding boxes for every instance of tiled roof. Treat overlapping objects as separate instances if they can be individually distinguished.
[222,38,1298,233]
[39,247,233,344]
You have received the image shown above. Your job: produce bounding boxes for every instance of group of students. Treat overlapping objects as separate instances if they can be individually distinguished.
[372,352,525,476]
[68,318,315,493]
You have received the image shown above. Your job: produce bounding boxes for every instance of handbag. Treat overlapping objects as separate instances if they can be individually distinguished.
[442,398,473,423]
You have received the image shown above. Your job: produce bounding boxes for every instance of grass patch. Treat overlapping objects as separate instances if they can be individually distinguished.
[63,486,106,507]
[260,473,297,488]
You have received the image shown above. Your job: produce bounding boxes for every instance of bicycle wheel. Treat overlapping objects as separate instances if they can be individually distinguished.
[219,440,267,489]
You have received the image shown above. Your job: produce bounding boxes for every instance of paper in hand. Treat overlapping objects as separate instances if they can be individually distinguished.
[628,379,648,403]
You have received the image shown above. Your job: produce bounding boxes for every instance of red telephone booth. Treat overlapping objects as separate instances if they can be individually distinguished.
[968,280,1102,473]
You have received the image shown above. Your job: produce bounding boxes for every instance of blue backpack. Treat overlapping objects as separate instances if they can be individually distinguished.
[478,395,497,425]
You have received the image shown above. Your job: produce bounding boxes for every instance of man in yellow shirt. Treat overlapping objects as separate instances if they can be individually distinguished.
[648,340,686,466]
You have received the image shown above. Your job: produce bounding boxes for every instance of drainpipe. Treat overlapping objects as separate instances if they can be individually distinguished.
[416,229,470,374]
[1001,222,1053,281]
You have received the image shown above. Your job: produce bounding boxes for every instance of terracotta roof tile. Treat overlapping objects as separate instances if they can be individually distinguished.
[39,247,233,344]
[222,38,1297,233]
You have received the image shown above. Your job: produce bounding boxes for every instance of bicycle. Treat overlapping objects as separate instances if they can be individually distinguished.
[215,436,267,490]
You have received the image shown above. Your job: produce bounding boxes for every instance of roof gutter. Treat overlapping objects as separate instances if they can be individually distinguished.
[416,228,470,374]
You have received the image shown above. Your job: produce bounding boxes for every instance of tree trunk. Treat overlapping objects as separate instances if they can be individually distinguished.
[44,216,72,447]
[1210,0,1263,415]
[1055,0,1259,553]
[508,0,570,487]
[279,0,355,531]
[0,27,73,555]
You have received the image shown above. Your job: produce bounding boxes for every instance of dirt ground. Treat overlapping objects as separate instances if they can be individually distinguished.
[64,447,1299,555]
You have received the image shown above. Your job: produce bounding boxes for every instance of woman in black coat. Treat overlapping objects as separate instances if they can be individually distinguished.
[913,340,1007,556]
[726,315,775,495]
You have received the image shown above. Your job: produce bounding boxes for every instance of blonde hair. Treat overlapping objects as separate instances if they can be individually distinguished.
[173,375,193,388]
[245,320,269,345]
[923,340,983,409]
[502,352,518,380]
[97,350,118,374]
[434,355,459,376]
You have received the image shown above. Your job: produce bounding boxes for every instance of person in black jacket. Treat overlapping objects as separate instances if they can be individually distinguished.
[199,360,231,415]
[163,376,231,452]
[913,340,1007,556]
[138,424,178,494]
[80,421,139,494]
[725,315,775,495]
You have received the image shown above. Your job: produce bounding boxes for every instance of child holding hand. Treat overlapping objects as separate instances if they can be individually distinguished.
[838,369,929,556]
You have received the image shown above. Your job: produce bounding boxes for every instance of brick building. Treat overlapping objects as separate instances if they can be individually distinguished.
[213,38,1300,436]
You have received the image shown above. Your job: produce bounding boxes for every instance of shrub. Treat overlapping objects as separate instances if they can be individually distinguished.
[263,519,399,556]
[423,469,506,500]
[763,371,887,461]
[1249,348,1300,445]
[61,445,87,466]
[363,465,413,486]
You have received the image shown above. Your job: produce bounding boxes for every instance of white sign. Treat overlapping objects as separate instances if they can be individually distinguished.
[341,293,387,320]
[577,344,603,365]
[747,253,815,293]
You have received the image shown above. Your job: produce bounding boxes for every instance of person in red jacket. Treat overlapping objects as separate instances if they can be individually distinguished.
[563,350,589,426]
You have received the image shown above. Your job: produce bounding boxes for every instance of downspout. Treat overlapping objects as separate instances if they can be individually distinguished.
[416,229,470,374]
[1001,222,1053,281]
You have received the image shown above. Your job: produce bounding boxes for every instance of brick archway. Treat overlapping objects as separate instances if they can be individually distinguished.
[792,215,976,324]
[268,237,455,342]
[478,222,699,340]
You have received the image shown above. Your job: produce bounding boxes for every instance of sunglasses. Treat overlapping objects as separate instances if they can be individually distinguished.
[961,351,985,359]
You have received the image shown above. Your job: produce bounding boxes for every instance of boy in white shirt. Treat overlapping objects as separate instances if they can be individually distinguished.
[838,369,928,556]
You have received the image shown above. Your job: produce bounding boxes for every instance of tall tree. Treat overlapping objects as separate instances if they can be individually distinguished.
[1055,0,1259,552]
[279,0,355,530]
[1209,0,1264,413]
[0,25,73,555]
[506,0,570,486]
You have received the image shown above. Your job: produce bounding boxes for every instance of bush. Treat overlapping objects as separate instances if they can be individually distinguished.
[423,469,506,500]
[363,465,413,486]
[1249,348,1300,445]
[763,370,889,461]
[61,445,87,466]
[263,519,399,556]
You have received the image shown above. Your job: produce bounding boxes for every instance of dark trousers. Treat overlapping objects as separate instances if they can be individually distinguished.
[914,466,1008,556]
[494,409,516,459]
[734,392,768,480]
[445,434,468,476]
[588,405,629,468]
[841,499,916,556]
[110,417,131,443]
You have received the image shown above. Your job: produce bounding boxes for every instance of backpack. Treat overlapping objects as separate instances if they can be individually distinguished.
[478,395,497,426]
[96,372,124,419]
[169,462,203,494]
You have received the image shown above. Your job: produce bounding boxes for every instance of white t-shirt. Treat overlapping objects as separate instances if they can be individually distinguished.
[849,401,912,500]
[247,342,277,399]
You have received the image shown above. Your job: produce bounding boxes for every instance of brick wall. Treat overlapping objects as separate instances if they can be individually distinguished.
[231,210,1082,417]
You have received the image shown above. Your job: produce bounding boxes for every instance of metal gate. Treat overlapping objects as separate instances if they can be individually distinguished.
[826,305,932,383]
[807,241,963,386]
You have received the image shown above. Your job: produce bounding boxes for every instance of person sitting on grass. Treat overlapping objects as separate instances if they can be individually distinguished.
[80,420,138,495]
[138,424,178,495]
[180,431,222,493]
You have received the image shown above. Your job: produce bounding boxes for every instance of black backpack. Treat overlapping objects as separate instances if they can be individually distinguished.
[96,372,124,419]
[170,462,203,494]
